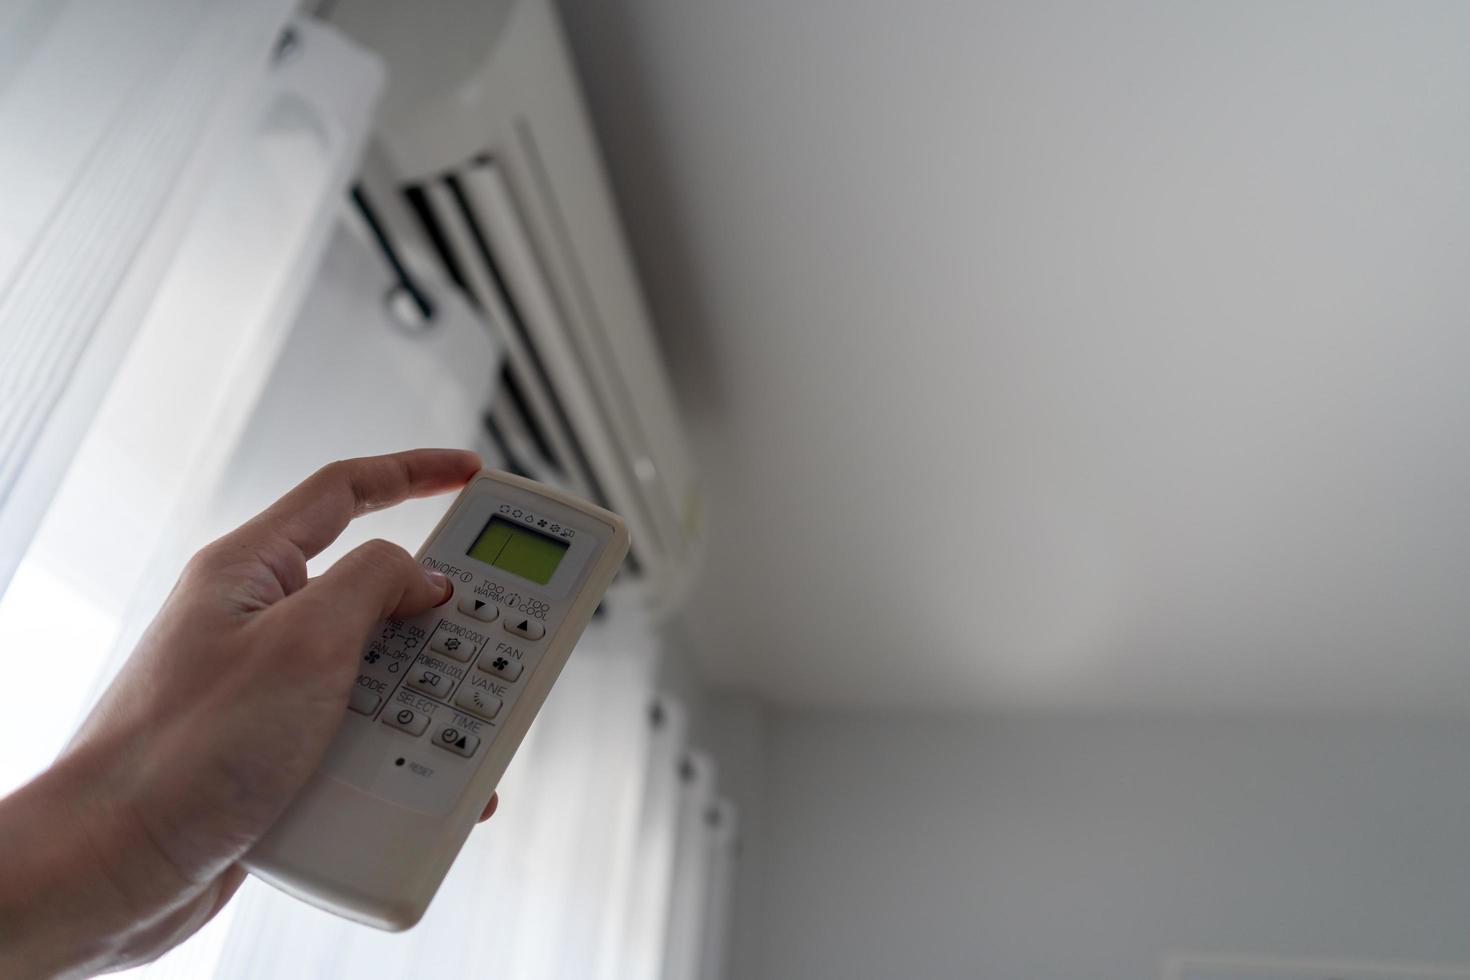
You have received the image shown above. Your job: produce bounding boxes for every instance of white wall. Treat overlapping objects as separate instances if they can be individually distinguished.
[752,714,1470,980]
[554,0,1470,715]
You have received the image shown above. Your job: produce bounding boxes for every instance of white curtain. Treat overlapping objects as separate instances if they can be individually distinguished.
[0,0,297,595]
[127,606,666,980]
[0,5,378,798]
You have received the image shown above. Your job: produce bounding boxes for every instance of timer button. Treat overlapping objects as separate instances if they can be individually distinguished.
[432,723,480,757]
[504,617,545,641]
[458,596,500,623]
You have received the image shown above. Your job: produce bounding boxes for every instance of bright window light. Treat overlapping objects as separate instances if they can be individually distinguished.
[0,555,119,794]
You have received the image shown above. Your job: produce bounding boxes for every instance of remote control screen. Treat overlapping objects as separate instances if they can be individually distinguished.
[466,516,569,584]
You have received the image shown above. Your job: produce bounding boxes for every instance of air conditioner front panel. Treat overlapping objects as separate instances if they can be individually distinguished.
[330,0,702,616]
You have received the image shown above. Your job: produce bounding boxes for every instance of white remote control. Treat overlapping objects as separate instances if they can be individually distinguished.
[244,469,630,929]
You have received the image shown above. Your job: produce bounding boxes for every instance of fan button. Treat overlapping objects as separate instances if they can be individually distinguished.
[478,653,523,683]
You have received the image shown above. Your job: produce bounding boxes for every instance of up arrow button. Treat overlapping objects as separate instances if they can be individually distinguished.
[504,616,546,641]
[457,595,500,623]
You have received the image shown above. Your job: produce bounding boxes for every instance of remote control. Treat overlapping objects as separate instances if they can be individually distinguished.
[244,469,630,929]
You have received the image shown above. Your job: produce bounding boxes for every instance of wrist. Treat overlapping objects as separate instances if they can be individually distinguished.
[0,747,187,978]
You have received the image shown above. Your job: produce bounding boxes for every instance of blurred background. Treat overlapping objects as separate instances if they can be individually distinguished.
[4,1,1470,978]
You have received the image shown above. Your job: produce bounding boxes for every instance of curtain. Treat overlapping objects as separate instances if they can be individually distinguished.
[0,0,297,595]
[117,606,669,980]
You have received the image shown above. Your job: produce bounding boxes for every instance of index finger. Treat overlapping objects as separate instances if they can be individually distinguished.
[241,449,482,561]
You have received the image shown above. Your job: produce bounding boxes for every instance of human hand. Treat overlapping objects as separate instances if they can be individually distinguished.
[0,450,499,978]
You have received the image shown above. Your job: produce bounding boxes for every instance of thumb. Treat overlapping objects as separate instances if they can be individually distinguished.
[276,539,452,645]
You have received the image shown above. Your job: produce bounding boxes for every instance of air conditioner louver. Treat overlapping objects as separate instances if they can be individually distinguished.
[398,157,696,597]
[333,0,700,618]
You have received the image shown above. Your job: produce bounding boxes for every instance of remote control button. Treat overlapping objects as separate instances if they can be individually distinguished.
[382,706,430,736]
[478,653,523,682]
[432,723,480,757]
[406,664,455,700]
[348,687,381,715]
[458,596,499,622]
[454,684,503,720]
[431,632,474,663]
[504,617,545,641]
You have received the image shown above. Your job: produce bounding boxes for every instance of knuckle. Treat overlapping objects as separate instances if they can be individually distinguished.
[315,457,357,489]
[316,456,381,514]
[355,537,413,569]
[181,538,235,579]
[353,536,390,560]
[181,543,220,578]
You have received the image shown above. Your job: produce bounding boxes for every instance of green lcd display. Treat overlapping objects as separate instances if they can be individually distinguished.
[466,516,570,585]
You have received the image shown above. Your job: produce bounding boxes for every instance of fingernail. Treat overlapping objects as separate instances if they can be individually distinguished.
[424,568,450,594]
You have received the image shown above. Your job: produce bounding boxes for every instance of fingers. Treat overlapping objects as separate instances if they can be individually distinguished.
[478,793,499,824]
[229,450,481,566]
[204,865,249,923]
[271,538,452,643]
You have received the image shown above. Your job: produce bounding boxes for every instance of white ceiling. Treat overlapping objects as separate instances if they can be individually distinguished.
[559,0,1470,712]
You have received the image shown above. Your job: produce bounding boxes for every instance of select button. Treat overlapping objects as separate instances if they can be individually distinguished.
[382,706,429,737]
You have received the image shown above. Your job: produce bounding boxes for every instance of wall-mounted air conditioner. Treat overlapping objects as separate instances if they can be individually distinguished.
[328,0,704,620]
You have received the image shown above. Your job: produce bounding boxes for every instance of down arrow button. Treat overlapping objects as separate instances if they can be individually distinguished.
[457,594,500,623]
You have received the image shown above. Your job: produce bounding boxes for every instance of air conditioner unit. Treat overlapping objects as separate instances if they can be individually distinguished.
[329,0,703,620]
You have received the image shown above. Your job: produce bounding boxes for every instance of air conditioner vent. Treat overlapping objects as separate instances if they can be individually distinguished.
[333,0,701,617]
[403,161,669,585]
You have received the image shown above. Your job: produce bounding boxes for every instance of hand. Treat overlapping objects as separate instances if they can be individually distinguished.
[0,450,499,978]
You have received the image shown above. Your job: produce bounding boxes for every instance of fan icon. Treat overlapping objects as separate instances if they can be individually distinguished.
[444,637,461,651]
[363,650,381,664]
